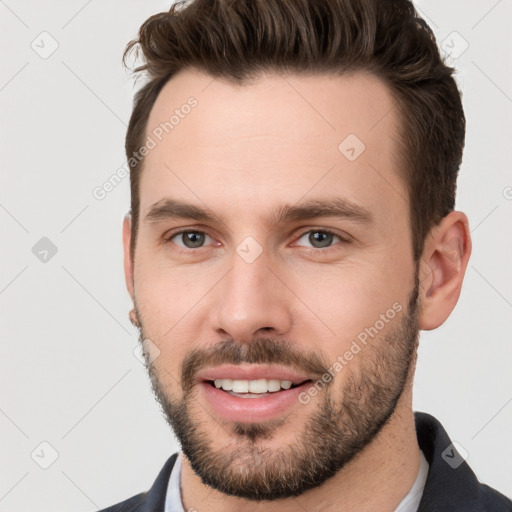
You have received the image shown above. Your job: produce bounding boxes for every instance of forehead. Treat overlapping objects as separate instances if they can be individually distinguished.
[139,68,407,229]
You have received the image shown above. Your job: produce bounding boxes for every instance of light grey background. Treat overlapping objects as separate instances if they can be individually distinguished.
[1,0,511,510]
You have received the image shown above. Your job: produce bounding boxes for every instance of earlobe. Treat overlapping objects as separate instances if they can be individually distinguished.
[418,211,472,331]
[122,213,135,302]
[129,308,140,327]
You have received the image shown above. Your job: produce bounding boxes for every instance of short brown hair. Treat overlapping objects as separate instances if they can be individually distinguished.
[123,0,465,262]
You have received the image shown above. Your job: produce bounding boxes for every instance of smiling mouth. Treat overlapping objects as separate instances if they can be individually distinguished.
[206,378,312,398]
[200,376,314,421]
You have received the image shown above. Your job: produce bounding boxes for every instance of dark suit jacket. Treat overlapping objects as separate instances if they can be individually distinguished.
[98,412,512,511]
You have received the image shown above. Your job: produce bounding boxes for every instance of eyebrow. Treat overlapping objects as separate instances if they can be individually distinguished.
[144,197,374,227]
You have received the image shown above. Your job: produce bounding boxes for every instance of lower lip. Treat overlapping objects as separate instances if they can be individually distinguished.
[200,381,311,423]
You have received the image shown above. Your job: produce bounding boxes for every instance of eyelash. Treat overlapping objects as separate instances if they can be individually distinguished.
[164,228,349,254]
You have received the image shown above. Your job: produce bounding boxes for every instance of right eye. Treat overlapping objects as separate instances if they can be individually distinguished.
[166,230,216,250]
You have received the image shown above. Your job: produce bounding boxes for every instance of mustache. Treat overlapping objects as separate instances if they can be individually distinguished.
[181,337,331,394]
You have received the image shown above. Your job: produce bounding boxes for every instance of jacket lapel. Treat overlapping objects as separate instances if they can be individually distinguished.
[142,453,179,511]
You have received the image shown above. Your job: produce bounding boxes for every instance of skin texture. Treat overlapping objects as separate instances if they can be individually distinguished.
[122,69,472,511]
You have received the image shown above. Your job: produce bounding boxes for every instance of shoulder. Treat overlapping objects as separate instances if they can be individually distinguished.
[97,492,146,512]
[414,412,512,511]
[96,453,179,512]
[479,483,512,511]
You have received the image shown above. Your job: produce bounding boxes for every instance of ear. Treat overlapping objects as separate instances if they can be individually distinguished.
[122,213,135,302]
[418,211,472,331]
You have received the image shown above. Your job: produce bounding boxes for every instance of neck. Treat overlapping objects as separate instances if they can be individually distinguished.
[179,384,421,512]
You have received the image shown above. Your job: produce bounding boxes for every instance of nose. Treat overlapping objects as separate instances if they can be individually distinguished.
[210,250,293,342]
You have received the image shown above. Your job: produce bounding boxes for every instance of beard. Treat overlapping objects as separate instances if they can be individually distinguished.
[134,268,420,501]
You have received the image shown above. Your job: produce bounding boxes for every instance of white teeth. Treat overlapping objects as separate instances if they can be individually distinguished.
[217,378,232,390]
[248,379,267,393]
[267,379,281,392]
[213,378,296,393]
[232,380,249,393]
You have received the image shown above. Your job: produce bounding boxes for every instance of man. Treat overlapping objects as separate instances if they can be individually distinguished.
[101,0,512,510]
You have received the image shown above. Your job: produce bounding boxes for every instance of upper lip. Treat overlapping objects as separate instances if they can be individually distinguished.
[196,364,312,386]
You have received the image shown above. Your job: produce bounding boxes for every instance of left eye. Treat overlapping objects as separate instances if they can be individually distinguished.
[294,230,343,249]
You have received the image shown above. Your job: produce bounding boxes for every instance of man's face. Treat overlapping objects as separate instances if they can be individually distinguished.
[127,69,420,499]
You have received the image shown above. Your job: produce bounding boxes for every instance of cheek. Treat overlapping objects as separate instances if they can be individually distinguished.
[135,257,213,320]
[289,259,411,349]
[134,260,220,364]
